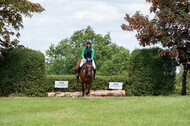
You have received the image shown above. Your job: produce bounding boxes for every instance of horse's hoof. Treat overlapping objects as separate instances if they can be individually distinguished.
[85,92,90,96]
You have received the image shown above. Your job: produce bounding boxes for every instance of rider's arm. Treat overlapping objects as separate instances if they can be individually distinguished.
[91,48,94,60]
[82,48,85,59]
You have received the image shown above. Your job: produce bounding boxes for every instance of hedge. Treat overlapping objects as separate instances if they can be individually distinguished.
[0,46,130,96]
[128,48,176,96]
[0,47,176,97]
[0,47,46,96]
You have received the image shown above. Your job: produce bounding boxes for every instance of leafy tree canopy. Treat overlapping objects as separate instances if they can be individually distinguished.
[0,0,44,48]
[46,26,130,75]
[121,0,190,95]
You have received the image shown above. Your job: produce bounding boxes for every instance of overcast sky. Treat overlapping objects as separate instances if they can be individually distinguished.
[19,0,154,55]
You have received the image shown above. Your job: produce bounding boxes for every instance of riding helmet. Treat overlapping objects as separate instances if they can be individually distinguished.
[86,40,92,45]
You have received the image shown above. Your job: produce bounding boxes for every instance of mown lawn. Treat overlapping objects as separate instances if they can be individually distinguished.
[0,96,190,126]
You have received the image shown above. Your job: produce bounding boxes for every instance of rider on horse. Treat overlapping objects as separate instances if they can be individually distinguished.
[76,40,96,80]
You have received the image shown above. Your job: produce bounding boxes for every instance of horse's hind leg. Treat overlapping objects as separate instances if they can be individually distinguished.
[86,83,88,89]
[81,81,85,97]
[75,76,79,86]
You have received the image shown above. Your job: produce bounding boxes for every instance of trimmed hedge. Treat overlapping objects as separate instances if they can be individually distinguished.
[45,75,130,95]
[0,47,176,97]
[0,47,46,96]
[128,48,176,96]
[0,46,130,96]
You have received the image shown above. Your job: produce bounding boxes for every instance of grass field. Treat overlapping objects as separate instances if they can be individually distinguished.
[0,96,190,126]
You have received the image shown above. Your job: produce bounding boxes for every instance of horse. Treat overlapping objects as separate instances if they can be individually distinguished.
[75,59,94,97]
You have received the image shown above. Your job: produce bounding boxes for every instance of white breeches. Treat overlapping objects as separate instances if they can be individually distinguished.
[80,59,96,69]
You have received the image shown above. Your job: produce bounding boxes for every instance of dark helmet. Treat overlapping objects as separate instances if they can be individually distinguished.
[86,40,92,45]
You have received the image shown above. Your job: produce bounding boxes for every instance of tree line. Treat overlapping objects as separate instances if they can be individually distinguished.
[45,26,130,76]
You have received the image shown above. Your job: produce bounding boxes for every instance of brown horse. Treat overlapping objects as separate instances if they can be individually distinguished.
[75,59,94,96]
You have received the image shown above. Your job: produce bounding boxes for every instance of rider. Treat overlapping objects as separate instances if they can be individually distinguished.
[76,40,96,80]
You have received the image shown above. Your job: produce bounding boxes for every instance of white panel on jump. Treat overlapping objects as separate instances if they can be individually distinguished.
[55,81,68,88]
[109,82,123,89]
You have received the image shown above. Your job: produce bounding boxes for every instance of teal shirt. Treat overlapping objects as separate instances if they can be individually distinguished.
[82,47,94,59]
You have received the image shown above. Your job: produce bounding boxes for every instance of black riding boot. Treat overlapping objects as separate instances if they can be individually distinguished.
[94,69,96,80]
[76,67,82,77]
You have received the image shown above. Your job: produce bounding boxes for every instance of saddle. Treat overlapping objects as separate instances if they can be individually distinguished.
[86,58,92,65]
[75,58,93,75]
[81,58,92,71]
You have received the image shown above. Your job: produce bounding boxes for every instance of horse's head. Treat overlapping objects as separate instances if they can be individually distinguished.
[86,64,93,77]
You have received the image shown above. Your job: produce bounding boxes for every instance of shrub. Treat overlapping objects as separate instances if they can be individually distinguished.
[0,47,46,96]
[129,48,176,96]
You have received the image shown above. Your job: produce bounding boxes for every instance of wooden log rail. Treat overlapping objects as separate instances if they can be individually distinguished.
[48,90,125,97]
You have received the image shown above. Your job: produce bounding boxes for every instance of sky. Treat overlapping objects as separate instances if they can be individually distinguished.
[19,0,154,55]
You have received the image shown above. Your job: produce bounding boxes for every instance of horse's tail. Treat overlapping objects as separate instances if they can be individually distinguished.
[75,59,82,87]
[75,78,78,86]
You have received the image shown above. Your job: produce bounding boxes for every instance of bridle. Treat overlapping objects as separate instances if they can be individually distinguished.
[86,65,93,79]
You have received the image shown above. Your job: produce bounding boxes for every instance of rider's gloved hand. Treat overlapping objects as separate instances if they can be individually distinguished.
[83,59,86,62]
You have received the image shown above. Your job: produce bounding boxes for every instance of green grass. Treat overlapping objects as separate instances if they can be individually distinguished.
[0,96,190,126]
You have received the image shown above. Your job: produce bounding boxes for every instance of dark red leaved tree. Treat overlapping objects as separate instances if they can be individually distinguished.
[122,0,190,95]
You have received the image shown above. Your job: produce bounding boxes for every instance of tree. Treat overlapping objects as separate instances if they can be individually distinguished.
[98,46,130,76]
[46,26,130,75]
[121,0,190,95]
[175,65,190,94]
[46,38,72,74]
[0,0,44,48]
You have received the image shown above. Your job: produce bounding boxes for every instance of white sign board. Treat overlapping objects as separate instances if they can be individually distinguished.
[109,82,123,89]
[55,81,68,88]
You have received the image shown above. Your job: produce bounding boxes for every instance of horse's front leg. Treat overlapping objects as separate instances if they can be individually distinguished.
[85,81,93,95]
[81,81,85,97]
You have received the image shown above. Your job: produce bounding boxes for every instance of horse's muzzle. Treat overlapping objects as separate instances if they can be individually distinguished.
[88,73,91,77]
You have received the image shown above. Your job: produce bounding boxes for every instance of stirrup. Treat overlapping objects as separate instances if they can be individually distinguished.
[76,67,81,77]
[94,76,96,80]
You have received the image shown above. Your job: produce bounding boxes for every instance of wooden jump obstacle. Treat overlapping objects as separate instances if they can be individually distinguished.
[48,90,125,97]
